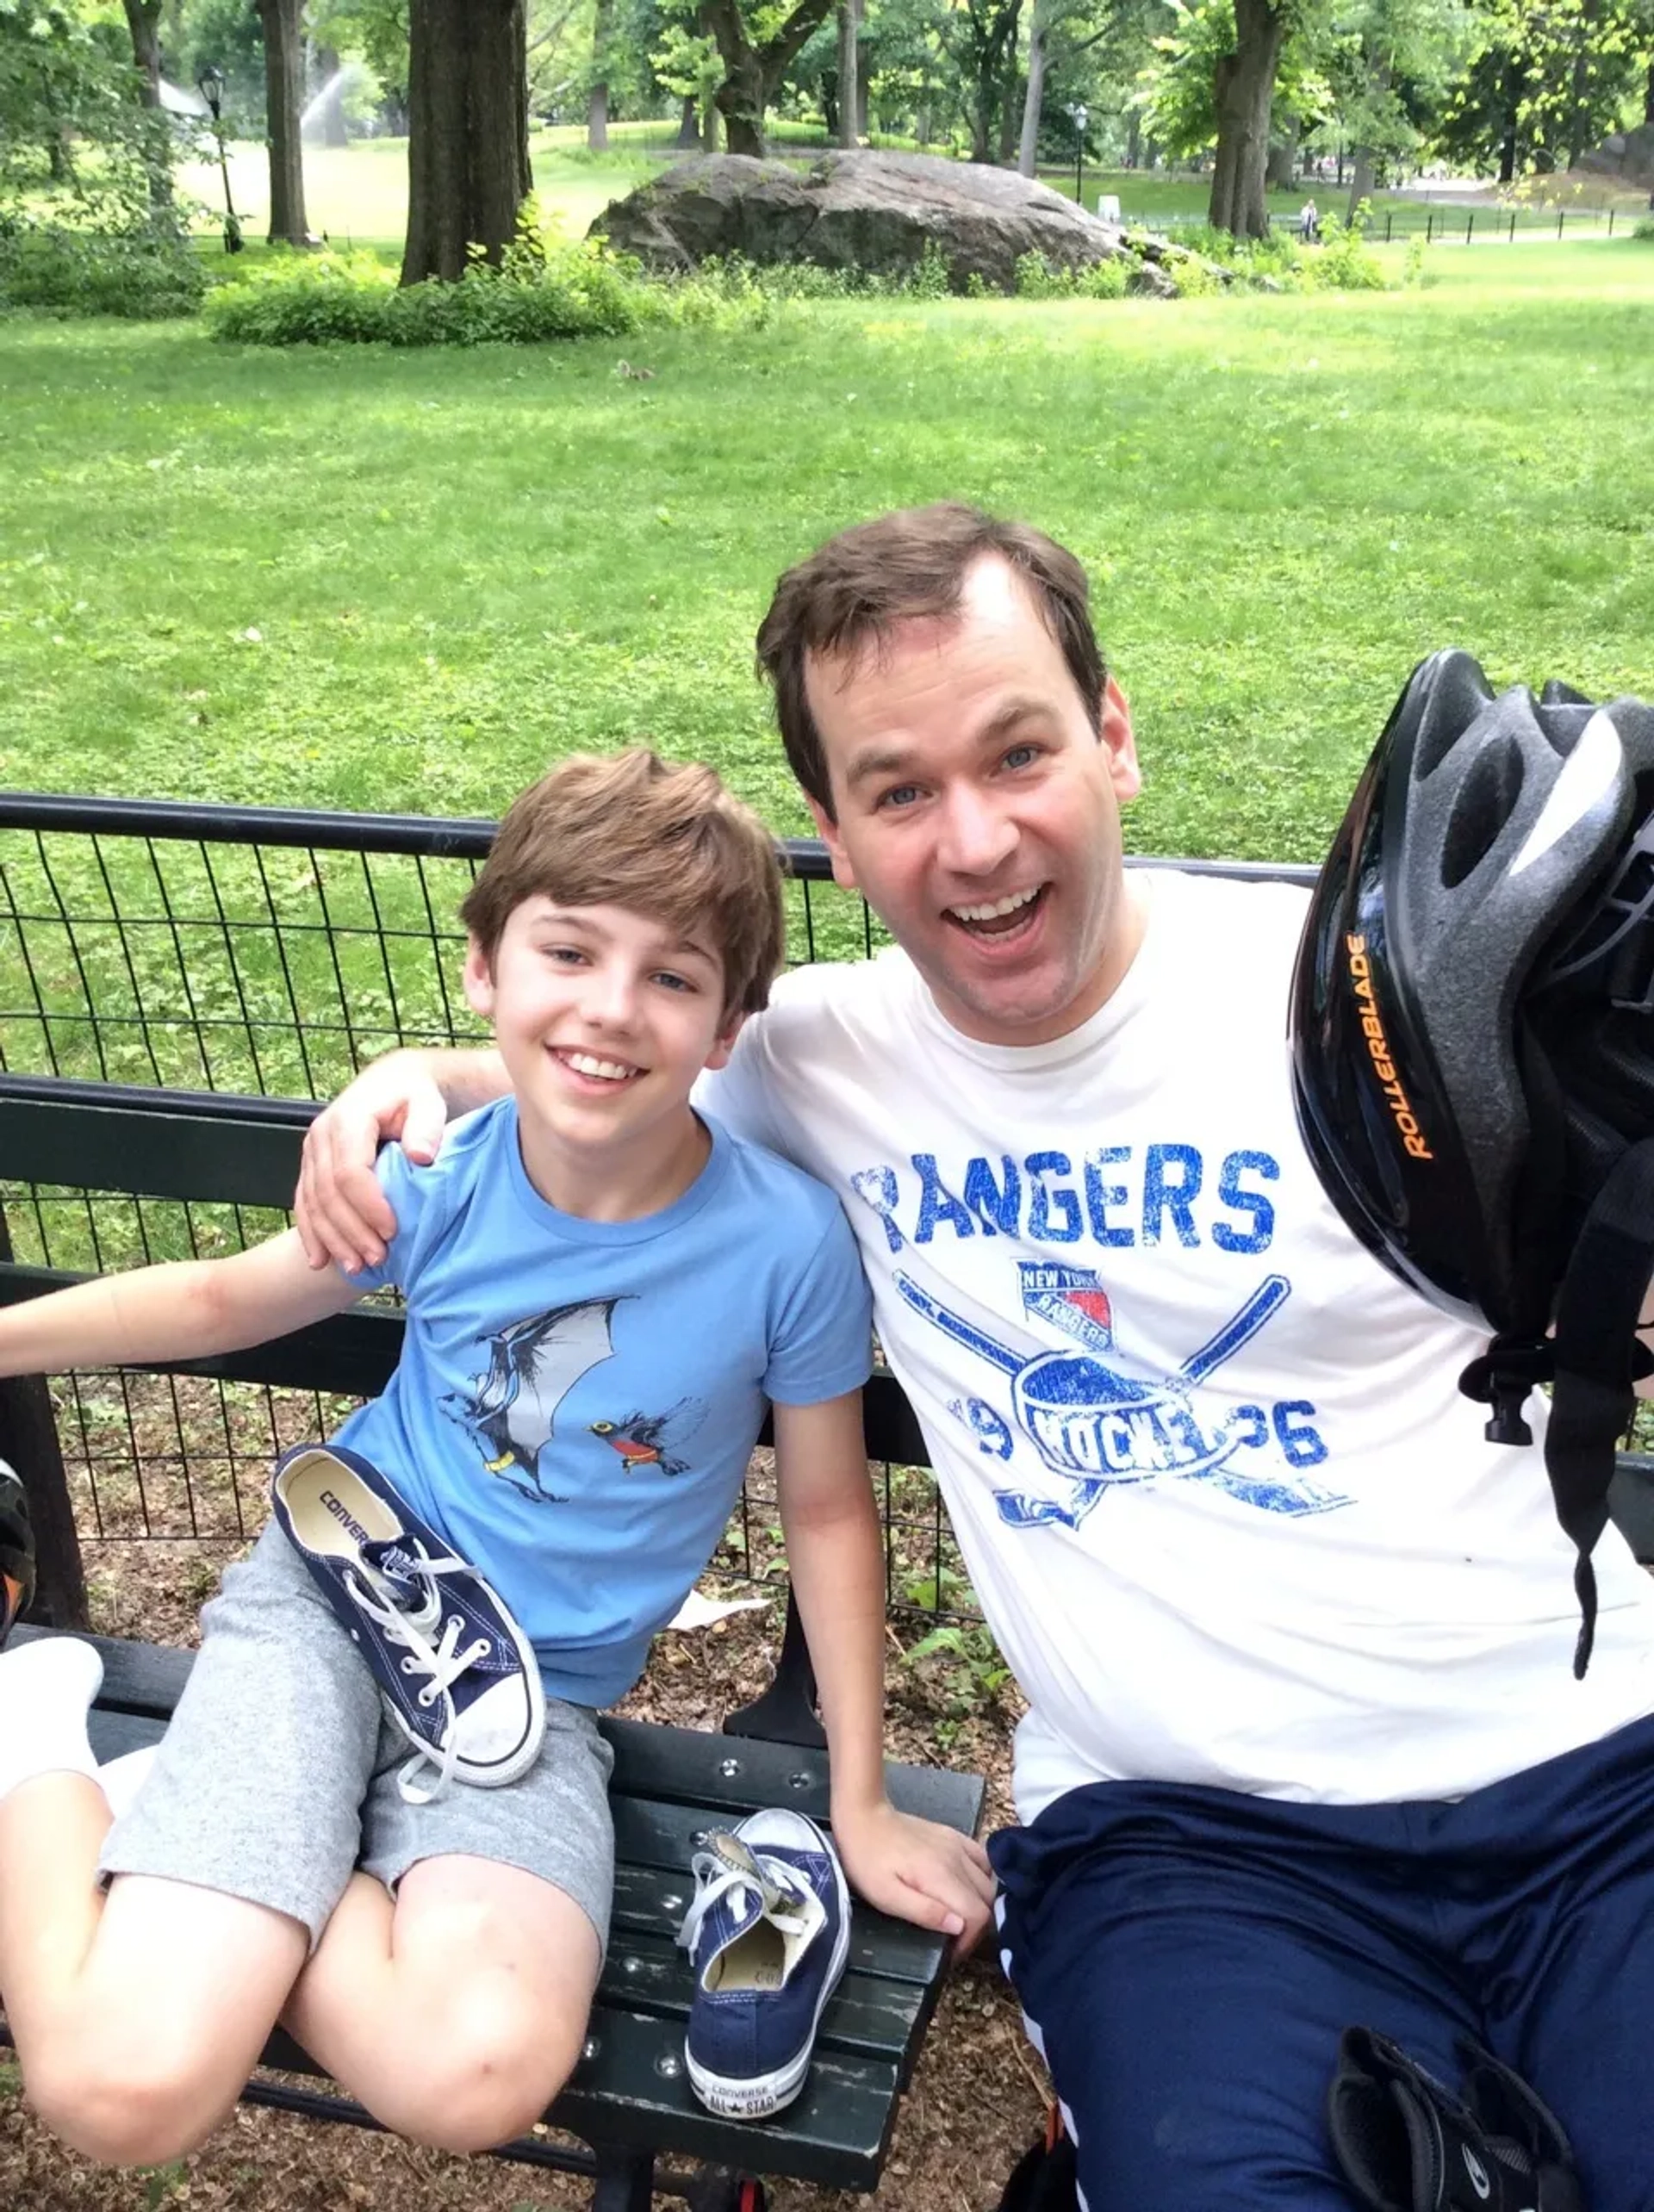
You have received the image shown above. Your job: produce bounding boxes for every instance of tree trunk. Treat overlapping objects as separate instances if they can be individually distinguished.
[257,0,313,245]
[1564,0,1600,171]
[836,0,859,147]
[996,17,1022,166]
[121,0,173,216]
[1345,146,1376,224]
[1345,52,1389,225]
[587,0,613,149]
[121,0,161,96]
[1265,115,1297,189]
[1209,0,1286,236]
[401,0,532,283]
[702,0,835,159]
[1125,110,1141,168]
[675,95,700,148]
[311,46,351,146]
[1017,14,1045,177]
[712,47,767,153]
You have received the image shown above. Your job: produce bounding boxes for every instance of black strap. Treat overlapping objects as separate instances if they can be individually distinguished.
[1545,1137,1654,1678]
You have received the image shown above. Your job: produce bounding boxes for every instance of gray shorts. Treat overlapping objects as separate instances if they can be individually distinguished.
[100,1522,616,1956]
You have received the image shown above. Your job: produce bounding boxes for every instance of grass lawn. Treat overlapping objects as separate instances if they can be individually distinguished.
[1,239,1650,868]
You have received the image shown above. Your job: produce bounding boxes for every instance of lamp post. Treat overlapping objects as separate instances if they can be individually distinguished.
[196,65,243,253]
[1069,103,1089,210]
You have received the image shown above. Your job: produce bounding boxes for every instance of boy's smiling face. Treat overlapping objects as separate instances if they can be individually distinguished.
[463,898,740,1212]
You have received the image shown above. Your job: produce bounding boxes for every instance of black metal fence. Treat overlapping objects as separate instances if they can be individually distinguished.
[0,792,999,1627]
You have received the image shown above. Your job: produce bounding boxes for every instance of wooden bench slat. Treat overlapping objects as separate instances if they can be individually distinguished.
[247,2004,902,2190]
[604,1712,984,1831]
[594,1930,924,2060]
[554,2005,902,2188]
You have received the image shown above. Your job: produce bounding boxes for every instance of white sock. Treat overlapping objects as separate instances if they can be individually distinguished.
[0,1637,104,1804]
[97,1743,159,1821]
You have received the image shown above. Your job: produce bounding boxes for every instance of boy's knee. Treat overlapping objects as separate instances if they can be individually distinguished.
[27,2027,232,2167]
[373,1987,584,2153]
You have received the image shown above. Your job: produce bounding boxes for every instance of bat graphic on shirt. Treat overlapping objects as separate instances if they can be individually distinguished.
[459,1296,619,1501]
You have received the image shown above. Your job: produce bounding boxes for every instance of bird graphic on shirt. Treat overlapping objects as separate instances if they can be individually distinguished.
[449,1296,619,1503]
[589,1400,702,1479]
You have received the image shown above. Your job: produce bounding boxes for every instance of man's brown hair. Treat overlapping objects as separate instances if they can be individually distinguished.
[755,502,1108,817]
[459,748,786,1019]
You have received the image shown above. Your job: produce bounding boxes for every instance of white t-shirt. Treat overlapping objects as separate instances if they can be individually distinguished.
[702,870,1654,1819]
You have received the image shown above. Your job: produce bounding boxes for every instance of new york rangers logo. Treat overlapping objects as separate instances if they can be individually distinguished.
[1019,1264,1116,1355]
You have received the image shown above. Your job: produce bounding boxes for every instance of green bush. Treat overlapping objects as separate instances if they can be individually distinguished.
[203,233,774,347]
[1634,217,1654,242]
[1307,208,1386,291]
[0,220,206,319]
[1012,249,1133,300]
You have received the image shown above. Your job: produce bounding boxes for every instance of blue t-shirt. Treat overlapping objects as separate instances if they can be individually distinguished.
[338,1099,872,1706]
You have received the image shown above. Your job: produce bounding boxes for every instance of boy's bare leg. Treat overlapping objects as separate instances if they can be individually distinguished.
[0,1781,308,2164]
[283,1854,601,2154]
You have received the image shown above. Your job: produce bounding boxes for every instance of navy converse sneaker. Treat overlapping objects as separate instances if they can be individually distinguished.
[678,1809,851,2120]
[0,1460,36,1649]
[271,1443,544,1802]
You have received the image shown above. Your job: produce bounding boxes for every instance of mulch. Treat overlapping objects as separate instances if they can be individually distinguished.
[1,1534,1048,2212]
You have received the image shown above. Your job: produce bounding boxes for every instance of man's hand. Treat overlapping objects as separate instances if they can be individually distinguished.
[829,1797,995,1955]
[295,1050,449,1274]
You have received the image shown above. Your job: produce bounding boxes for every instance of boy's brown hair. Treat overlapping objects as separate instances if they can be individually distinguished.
[460,749,786,1019]
[755,501,1107,818]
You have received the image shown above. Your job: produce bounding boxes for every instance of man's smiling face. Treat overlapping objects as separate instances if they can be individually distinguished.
[804,556,1145,1047]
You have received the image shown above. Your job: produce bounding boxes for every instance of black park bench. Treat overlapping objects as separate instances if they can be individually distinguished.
[0,1071,985,2212]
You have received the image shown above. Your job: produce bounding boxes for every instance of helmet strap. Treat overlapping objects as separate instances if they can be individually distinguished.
[1541,1136,1654,1678]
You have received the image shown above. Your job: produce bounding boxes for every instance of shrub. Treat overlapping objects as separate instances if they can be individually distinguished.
[1165,249,1222,298]
[1012,248,1073,298]
[0,219,206,319]
[203,232,775,347]
[908,236,951,299]
[1307,207,1386,291]
[1634,217,1654,243]
[1077,254,1130,299]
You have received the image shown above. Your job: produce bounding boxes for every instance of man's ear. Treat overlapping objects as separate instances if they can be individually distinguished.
[1100,673,1142,805]
[805,795,859,893]
[704,1010,747,1074]
[462,935,496,1021]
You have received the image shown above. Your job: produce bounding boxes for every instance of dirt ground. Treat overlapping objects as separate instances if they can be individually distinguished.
[0,1533,1049,2212]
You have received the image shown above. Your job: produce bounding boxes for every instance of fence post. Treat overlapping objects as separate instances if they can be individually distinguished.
[1466,210,1474,244]
[1427,211,1434,242]
[1608,208,1615,236]
[1509,210,1516,241]
[1385,210,1392,242]
[0,1213,86,1631]
[1558,209,1565,238]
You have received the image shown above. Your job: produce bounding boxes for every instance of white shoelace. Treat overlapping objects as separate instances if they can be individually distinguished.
[345,1555,493,1803]
[677,1846,814,1961]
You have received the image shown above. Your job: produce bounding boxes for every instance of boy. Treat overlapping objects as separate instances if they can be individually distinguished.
[0,749,993,2169]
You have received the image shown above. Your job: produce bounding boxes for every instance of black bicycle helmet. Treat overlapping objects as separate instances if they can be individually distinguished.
[1290,649,1654,1674]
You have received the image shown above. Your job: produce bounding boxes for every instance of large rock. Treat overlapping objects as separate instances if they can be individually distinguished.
[1579,123,1654,192]
[590,150,1175,295]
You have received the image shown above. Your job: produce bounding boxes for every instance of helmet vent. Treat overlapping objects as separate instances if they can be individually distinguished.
[1440,735,1525,889]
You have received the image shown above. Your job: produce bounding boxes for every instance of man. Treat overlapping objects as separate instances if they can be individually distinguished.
[297,506,1654,2209]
